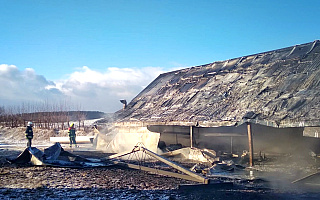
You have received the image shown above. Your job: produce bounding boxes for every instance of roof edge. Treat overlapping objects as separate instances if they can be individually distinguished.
[158,40,320,77]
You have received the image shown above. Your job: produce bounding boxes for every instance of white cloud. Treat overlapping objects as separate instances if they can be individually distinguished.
[0,64,165,113]
[54,66,165,112]
[0,64,60,105]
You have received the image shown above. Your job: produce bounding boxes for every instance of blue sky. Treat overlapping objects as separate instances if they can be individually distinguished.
[0,0,319,112]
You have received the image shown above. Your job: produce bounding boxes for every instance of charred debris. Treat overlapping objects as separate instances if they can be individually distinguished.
[6,142,257,186]
[112,40,320,185]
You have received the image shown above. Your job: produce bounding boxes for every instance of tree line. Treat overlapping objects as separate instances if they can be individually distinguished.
[0,102,91,130]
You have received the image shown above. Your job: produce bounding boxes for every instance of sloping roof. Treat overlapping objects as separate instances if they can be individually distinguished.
[116,40,320,128]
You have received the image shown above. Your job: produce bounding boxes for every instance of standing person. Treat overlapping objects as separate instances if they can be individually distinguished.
[25,121,33,148]
[68,123,77,148]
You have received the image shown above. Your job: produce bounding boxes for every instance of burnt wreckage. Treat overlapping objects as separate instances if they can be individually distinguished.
[115,40,320,167]
[7,41,320,187]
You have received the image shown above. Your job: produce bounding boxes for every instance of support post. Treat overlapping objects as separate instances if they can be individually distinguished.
[190,126,193,148]
[230,136,233,154]
[176,133,178,144]
[247,122,254,167]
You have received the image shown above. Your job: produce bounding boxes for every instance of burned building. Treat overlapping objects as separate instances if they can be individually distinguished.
[114,40,320,164]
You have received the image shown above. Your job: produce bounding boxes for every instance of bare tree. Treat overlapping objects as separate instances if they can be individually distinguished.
[0,99,92,131]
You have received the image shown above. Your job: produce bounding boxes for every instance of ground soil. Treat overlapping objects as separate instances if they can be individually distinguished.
[1,127,320,199]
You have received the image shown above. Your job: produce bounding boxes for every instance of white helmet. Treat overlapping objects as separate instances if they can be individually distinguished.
[27,122,33,126]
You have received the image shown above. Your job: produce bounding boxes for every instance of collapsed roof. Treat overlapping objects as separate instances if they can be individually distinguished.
[116,40,320,128]
[7,143,111,168]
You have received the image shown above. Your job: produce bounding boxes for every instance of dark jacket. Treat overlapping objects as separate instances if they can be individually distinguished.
[25,126,33,139]
[68,127,76,137]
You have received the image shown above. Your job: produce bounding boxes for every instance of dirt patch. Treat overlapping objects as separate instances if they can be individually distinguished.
[0,165,193,190]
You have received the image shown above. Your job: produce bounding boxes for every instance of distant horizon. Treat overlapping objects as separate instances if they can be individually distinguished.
[0,102,114,114]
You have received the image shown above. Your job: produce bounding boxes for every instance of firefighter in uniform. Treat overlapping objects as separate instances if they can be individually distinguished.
[68,123,77,148]
[25,121,33,148]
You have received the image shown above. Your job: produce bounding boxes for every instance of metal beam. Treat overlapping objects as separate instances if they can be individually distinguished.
[108,145,209,184]
[292,171,320,184]
[203,133,246,137]
[247,122,254,167]
[113,161,205,183]
[190,126,193,148]
[230,136,233,154]
[108,150,135,159]
[139,146,209,184]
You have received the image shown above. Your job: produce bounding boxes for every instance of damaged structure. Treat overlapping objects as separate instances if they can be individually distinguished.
[5,41,320,189]
[114,40,320,166]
